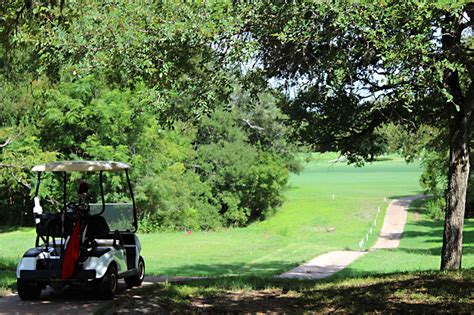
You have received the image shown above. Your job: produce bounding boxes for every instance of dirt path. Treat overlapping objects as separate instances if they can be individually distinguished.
[371,196,424,249]
[0,276,199,315]
[277,195,427,280]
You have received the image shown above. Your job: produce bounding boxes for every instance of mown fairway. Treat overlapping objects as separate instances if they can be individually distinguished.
[141,154,422,277]
[0,154,422,291]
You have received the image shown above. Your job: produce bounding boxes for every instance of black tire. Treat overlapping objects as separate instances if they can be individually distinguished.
[97,263,118,300]
[124,256,145,288]
[17,279,42,300]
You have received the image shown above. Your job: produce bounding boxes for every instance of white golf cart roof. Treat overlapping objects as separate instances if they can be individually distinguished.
[32,161,130,172]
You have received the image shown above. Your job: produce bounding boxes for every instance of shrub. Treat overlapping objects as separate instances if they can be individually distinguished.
[0,77,297,231]
[419,149,448,209]
[425,198,445,221]
[194,108,290,226]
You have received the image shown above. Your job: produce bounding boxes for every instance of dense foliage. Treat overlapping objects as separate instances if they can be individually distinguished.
[2,0,472,271]
[0,2,298,231]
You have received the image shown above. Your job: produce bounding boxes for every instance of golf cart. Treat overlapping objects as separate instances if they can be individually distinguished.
[16,161,145,300]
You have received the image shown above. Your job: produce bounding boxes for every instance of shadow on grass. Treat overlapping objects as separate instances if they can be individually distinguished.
[109,269,474,313]
[394,245,474,256]
[298,269,473,313]
[0,225,25,233]
[401,197,474,244]
[154,261,298,278]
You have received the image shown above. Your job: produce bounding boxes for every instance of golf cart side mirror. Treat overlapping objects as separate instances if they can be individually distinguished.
[33,197,43,224]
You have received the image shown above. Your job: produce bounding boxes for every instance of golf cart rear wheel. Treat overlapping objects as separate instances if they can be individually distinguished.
[17,279,42,300]
[124,256,145,288]
[97,263,118,299]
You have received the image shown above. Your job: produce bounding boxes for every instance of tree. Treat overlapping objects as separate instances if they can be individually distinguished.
[0,2,300,230]
[235,1,473,270]
[1,2,236,121]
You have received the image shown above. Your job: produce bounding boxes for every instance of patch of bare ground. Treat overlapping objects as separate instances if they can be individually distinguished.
[102,270,474,314]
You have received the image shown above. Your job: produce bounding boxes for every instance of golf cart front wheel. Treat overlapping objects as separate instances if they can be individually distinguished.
[124,256,145,288]
[97,263,118,299]
[17,279,42,300]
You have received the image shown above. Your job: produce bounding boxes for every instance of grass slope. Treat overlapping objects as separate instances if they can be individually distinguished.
[141,154,421,276]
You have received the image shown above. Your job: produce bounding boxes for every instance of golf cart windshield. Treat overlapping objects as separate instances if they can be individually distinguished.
[89,203,135,232]
[32,161,137,233]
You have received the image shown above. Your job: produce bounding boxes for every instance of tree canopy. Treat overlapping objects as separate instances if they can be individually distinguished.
[236,1,473,270]
[0,1,298,231]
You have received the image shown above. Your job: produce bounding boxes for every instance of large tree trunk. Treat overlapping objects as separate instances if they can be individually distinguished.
[439,7,473,270]
[441,113,470,270]
[441,78,473,270]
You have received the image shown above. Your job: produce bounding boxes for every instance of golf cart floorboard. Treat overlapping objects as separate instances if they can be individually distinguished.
[20,269,96,281]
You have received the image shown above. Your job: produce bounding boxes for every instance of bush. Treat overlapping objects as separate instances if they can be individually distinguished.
[194,108,290,226]
[425,198,445,221]
[135,163,222,232]
[419,149,448,209]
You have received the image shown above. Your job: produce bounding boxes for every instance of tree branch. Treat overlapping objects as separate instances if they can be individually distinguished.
[243,119,264,131]
[10,170,31,190]
[0,138,12,148]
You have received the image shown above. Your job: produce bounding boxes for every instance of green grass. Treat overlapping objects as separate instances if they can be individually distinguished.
[140,153,422,277]
[0,227,34,292]
[333,198,474,278]
[0,153,422,291]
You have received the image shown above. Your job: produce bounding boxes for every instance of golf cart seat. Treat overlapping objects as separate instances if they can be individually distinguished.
[84,214,110,240]
[82,215,127,249]
[83,215,126,248]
